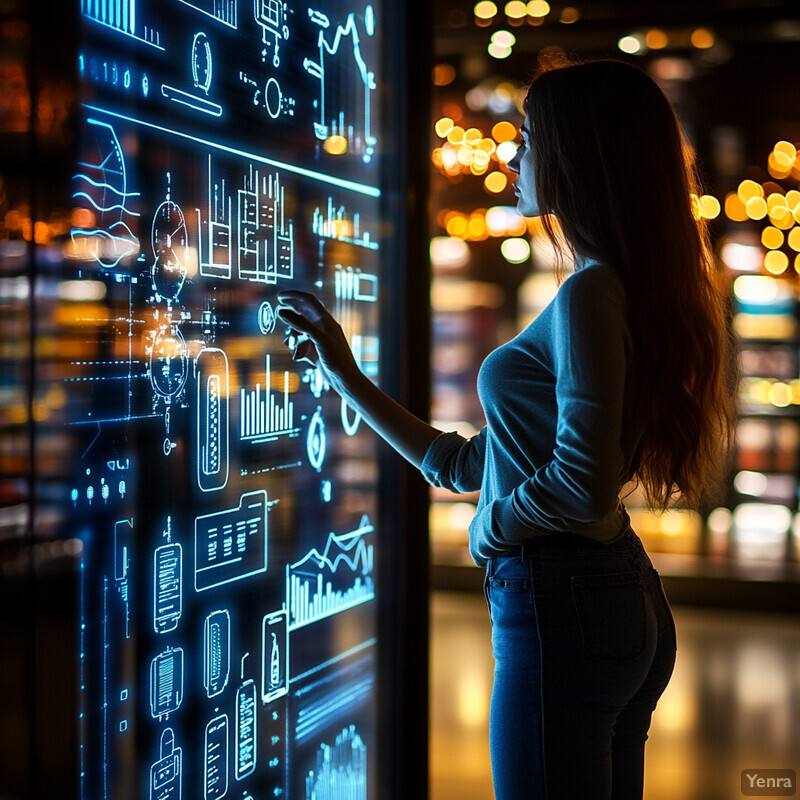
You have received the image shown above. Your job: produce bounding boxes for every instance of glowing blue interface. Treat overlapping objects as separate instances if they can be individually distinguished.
[69,1,392,796]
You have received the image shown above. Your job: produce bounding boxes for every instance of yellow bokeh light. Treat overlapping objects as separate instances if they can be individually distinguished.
[491,29,516,47]
[737,180,764,203]
[795,253,800,273]
[699,195,721,219]
[771,209,795,230]
[435,117,454,138]
[474,0,498,18]
[473,150,491,168]
[690,28,714,48]
[484,172,508,193]
[645,29,668,49]
[433,64,456,86]
[761,227,784,250]
[470,161,489,175]
[456,147,474,165]
[787,227,800,252]
[469,216,487,239]
[492,120,518,143]
[785,189,800,208]
[527,0,550,15]
[323,135,348,155]
[764,250,789,274]
[745,196,767,220]
[446,215,468,238]
[724,192,748,222]
[774,140,797,161]
[766,192,787,213]
[478,138,496,155]
[767,153,791,179]
[447,125,465,145]
[464,127,483,143]
[505,0,527,17]
[769,382,792,408]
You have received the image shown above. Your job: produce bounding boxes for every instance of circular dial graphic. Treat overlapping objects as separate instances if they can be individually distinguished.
[149,326,189,398]
[192,32,213,94]
[151,200,188,302]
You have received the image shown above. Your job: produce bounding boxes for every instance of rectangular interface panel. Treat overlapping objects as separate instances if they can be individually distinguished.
[68,0,396,797]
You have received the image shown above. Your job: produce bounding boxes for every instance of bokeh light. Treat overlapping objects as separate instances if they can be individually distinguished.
[484,172,508,193]
[504,0,527,18]
[474,0,498,18]
[690,28,714,48]
[501,237,531,263]
[435,117,454,138]
[526,0,550,17]
[761,227,784,250]
[618,35,643,54]
[764,250,789,275]
[745,197,768,220]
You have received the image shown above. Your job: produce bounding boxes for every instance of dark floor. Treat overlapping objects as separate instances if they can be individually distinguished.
[429,591,800,800]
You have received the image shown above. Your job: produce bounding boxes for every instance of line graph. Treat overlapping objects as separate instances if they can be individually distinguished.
[71,119,141,270]
[304,6,377,163]
[286,515,374,630]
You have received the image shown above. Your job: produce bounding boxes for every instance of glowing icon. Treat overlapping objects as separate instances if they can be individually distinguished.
[204,609,231,698]
[114,518,133,638]
[161,31,223,117]
[196,348,230,492]
[150,727,182,800]
[287,515,374,630]
[70,118,140,270]
[341,400,361,437]
[150,646,184,719]
[154,541,182,634]
[239,73,296,120]
[321,480,332,502]
[254,0,290,67]
[334,265,379,379]
[306,407,326,472]
[204,713,229,800]
[258,301,278,334]
[302,366,329,398]
[261,610,288,703]
[236,654,257,779]
[195,491,268,591]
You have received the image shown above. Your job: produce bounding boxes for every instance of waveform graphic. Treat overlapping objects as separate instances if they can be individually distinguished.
[287,515,374,630]
[312,198,378,250]
[304,7,377,162]
[240,354,300,442]
[71,119,141,270]
[305,725,367,800]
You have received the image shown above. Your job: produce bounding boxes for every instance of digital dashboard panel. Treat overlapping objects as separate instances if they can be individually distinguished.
[66,1,401,797]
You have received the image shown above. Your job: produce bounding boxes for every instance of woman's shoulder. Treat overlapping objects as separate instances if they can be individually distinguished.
[558,262,627,308]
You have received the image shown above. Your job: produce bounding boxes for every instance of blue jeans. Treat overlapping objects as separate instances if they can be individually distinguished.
[484,526,676,800]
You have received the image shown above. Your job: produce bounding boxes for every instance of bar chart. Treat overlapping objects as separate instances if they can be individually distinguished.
[240,354,300,443]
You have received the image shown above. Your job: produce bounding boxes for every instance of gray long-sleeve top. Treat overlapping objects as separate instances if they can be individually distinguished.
[421,262,646,566]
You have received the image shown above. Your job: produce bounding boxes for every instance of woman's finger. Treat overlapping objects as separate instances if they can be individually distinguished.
[275,307,322,337]
[275,291,328,323]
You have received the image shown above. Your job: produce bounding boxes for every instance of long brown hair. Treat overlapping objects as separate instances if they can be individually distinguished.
[525,60,735,510]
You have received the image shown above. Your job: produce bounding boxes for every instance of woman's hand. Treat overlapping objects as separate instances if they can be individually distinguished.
[276,291,363,397]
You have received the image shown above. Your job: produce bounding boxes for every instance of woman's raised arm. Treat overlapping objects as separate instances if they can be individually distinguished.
[276,290,442,470]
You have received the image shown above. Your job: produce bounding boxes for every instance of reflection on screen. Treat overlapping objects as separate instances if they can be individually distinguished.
[70,1,387,796]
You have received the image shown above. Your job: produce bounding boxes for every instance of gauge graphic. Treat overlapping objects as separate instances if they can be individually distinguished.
[151,198,189,303]
[150,325,189,398]
[257,301,277,334]
[192,32,213,94]
[306,407,326,471]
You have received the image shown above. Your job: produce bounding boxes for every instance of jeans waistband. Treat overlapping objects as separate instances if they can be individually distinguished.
[516,524,643,559]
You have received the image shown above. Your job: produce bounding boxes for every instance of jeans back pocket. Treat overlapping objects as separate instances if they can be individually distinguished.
[571,571,648,663]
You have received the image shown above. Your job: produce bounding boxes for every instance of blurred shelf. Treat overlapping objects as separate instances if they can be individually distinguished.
[431,552,800,612]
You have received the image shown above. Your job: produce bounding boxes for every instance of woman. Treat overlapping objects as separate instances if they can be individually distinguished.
[277,60,734,800]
